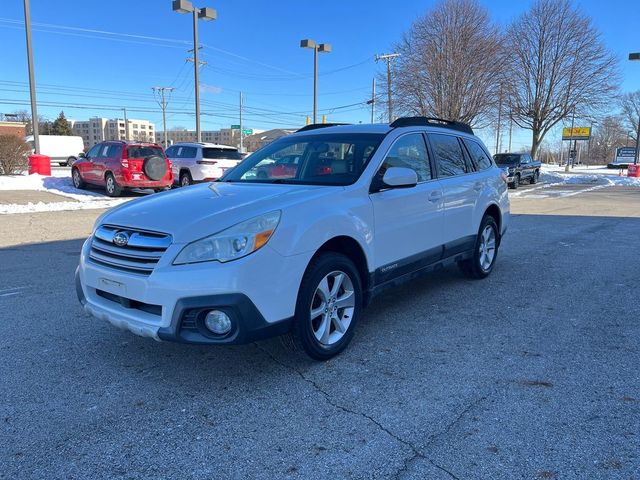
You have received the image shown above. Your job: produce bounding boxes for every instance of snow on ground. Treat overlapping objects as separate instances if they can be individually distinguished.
[509,164,640,198]
[539,164,640,186]
[0,173,136,214]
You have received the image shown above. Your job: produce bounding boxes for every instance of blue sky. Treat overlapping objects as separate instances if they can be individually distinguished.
[1,0,639,152]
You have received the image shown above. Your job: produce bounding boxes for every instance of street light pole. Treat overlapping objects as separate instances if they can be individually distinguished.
[301,39,331,124]
[173,0,216,143]
[23,0,39,154]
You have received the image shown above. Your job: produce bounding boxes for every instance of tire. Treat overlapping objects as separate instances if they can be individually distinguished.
[531,170,539,184]
[71,168,86,190]
[459,215,499,279]
[287,252,362,361]
[511,174,519,189]
[104,172,122,197]
[179,170,193,187]
[67,156,77,167]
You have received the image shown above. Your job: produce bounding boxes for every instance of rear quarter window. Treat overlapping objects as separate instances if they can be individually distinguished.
[463,139,493,171]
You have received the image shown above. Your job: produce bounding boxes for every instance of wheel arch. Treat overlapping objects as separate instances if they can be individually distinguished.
[311,236,371,299]
[483,203,502,245]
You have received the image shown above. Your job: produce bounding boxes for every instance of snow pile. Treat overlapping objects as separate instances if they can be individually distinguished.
[0,173,135,215]
[539,165,640,187]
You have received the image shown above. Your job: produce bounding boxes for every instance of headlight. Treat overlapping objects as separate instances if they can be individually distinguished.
[173,211,281,265]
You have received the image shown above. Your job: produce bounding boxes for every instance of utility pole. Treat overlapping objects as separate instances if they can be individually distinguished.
[23,0,39,154]
[152,87,175,148]
[239,91,244,153]
[366,78,376,123]
[375,53,400,122]
[566,108,576,172]
[123,108,129,141]
[495,86,503,155]
[508,113,513,152]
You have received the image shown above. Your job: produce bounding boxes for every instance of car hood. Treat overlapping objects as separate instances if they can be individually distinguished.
[100,182,341,243]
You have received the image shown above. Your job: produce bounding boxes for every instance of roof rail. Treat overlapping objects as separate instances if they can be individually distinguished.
[296,123,351,133]
[390,117,474,135]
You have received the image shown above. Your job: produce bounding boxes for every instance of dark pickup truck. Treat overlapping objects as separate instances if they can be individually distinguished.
[494,153,541,189]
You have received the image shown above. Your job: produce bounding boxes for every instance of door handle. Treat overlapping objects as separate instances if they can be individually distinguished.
[428,191,442,202]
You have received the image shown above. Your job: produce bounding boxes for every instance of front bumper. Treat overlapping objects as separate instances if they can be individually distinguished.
[76,237,308,345]
[76,267,292,344]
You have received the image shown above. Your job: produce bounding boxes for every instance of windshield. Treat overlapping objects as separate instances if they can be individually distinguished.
[203,147,243,160]
[494,154,521,165]
[221,133,384,185]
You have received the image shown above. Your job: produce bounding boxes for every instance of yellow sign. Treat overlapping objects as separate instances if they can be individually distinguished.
[562,127,591,140]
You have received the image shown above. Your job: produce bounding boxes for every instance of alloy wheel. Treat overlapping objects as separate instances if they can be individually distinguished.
[479,225,496,271]
[310,270,355,346]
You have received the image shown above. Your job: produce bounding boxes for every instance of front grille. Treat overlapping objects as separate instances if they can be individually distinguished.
[89,225,171,275]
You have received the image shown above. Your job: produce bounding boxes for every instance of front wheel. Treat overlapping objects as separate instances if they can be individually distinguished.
[288,252,362,361]
[531,170,539,184]
[459,215,499,279]
[72,168,86,189]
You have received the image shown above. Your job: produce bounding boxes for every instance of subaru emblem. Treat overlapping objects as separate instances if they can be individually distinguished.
[113,231,130,247]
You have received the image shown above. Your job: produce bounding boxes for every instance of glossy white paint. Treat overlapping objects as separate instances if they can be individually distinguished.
[166,142,242,182]
[78,123,510,340]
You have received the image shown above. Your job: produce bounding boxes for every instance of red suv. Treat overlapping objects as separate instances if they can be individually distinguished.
[71,141,173,197]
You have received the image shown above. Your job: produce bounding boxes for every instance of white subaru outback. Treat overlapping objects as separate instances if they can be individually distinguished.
[76,118,510,360]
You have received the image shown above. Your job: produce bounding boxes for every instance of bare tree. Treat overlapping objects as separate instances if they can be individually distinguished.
[619,91,640,143]
[504,0,619,159]
[0,135,30,175]
[590,116,628,164]
[384,0,503,127]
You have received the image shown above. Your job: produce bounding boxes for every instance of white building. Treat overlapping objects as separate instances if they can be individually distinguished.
[156,128,264,150]
[71,117,155,149]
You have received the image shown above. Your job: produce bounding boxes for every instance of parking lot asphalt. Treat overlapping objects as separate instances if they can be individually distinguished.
[1,185,639,479]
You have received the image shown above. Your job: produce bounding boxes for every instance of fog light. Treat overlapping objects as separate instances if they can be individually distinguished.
[204,310,232,335]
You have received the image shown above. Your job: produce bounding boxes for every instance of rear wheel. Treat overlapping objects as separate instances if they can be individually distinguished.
[531,170,539,184]
[287,252,362,361]
[105,173,122,197]
[459,215,499,279]
[180,170,193,187]
[71,168,85,189]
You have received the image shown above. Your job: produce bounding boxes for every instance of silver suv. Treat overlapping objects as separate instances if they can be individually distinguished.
[165,142,243,186]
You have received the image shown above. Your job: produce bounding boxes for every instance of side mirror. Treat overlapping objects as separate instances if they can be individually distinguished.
[372,167,418,192]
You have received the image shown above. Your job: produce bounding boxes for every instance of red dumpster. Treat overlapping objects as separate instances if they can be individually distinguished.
[28,154,51,176]
[628,164,640,178]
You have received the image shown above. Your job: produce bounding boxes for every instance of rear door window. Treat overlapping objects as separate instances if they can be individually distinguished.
[179,146,197,159]
[429,134,468,177]
[107,144,122,159]
[463,139,493,171]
